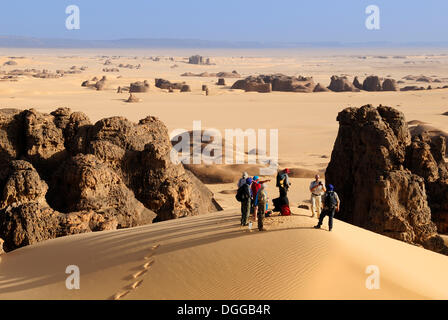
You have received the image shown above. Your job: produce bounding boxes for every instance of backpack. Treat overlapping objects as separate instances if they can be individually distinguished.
[324,191,338,209]
[276,173,285,188]
[236,185,249,202]
[280,204,291,216]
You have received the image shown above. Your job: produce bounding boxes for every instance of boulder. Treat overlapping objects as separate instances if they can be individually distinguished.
[325,105,448,254]
[155,78,185,90]
[328,76,360,92]
[217,78,225,86]
[126,93,141,103]
[313,83,330,92]
[401,86,425,91]
[382,79,399,91]
[362,76,382,91]
[130,81,149,93]
[180,85,191,92]
[353,77,363,90]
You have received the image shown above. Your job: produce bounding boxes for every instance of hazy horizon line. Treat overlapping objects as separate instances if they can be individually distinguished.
[1,35,448,49]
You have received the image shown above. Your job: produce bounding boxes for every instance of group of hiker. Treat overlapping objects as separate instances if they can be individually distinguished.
[236,170,340,232]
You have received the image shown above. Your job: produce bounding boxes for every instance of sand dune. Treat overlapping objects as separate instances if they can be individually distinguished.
[1,207,448,300]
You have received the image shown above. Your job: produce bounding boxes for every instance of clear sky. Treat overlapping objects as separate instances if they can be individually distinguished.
[1,0,447,43]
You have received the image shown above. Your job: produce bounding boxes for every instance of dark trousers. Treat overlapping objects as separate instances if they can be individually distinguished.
[241,200,251,226]
[317,208,335,230]
[279,187,288,198]
[257,202,265,230]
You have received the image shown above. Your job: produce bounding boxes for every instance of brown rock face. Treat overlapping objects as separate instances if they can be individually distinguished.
[406,133,448,234]
[326,105,448,255]
[0,108,221,252]
[49,154,156,228]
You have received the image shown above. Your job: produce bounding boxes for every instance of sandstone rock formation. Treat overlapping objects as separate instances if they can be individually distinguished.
[180,85,191,92]
[126,93,141,103]
[362,76,382,91]
[382,79,399,91]
[353,77,363,90]
[188,55,212,65]
[326,105,448,255]
[217,78,225,86]
[313,83,330,92]
[130,80,149,93]
[0,108,221,252]
[155,78,185,90]
[328,76,360,92]
[231,74,313,93]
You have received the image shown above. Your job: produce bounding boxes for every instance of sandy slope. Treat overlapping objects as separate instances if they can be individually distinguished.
[1,207,447,300]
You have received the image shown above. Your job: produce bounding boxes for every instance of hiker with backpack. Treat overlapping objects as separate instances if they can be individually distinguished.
[276,168,291,198]
[236,177,253,226]
[237,172,249,188]
[251,176,271,221]
[314,184,340,232]
[254,183,268,231]
[309,174,326,218]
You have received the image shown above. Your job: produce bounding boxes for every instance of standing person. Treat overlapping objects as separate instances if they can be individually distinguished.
[309,174,326,218]
[238,178,252,226]
[254,184,268,231]
[314,184,340,232]
[237,172,249,188]
[251,176,271,221]
[276,168,291,198]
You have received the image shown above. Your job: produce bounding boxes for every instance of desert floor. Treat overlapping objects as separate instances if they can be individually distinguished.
[0,48,448,299]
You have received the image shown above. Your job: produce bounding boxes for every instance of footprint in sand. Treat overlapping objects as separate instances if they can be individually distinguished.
[111,243,161,300]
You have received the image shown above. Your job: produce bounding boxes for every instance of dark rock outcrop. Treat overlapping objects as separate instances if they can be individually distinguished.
[382,79,399,91]
[328,76,360,92]
[326,105,448,255]
[231,74,314,93]
[0,108,221,252]
[362,76,382,91]
[130,80,149,93]
[155,78,185,90]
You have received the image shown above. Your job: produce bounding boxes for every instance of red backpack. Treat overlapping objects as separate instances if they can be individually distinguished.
[280,204,291,216]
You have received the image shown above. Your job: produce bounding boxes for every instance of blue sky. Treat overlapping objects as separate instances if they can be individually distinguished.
[0,0,447,43]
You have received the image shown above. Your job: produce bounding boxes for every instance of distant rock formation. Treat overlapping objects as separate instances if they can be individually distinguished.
[231,74,314,93]
[155,78,185,90]
[328,76,360,92]
[382,79,399,91]
[126,93,141,103]
[326,105,448,255]
[3,60,17,66]
[0,108,221,252]
[362,76,382,91]
[188,55,212,65]
[217,78,226,86]
[353,77,363,90]
[313,83,330,92]
[181,71,241,78]
[130,80,150,93]
[180,85,191,92]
